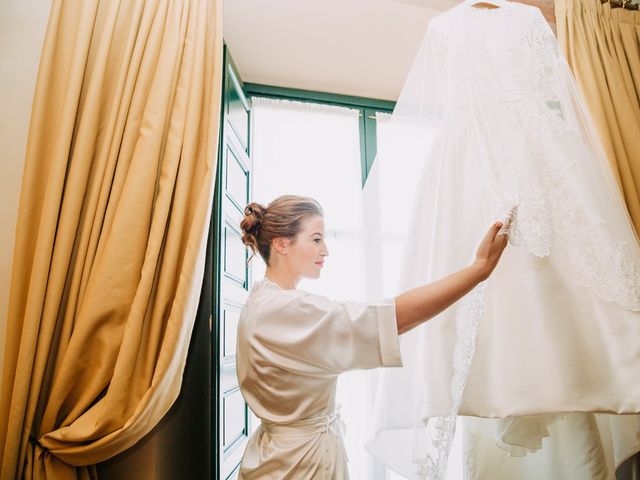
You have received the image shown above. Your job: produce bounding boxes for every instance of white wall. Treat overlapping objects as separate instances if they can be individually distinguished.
[0,0,52,385]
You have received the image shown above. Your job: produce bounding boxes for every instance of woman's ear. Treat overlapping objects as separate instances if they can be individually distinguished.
[272,237,289,255]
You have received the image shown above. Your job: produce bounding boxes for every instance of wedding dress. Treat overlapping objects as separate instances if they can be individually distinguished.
[362,1,640,478]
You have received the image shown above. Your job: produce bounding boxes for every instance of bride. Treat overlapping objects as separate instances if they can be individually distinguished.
[235,195,509,479]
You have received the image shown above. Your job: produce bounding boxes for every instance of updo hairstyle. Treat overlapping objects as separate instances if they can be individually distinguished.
[240,195,323,264]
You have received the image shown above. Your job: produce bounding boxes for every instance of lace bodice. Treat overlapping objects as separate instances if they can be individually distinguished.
[428,4,543,109]
[419,1,640,311]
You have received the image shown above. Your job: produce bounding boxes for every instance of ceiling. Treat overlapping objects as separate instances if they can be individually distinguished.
[223,0,555,102]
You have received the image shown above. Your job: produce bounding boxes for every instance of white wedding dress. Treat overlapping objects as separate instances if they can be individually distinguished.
[363,1,640,479]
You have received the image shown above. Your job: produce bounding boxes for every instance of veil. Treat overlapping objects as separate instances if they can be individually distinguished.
[363,1,640,479]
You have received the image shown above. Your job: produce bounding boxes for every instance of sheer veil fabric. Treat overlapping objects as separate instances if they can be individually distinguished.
[363,1,640,478]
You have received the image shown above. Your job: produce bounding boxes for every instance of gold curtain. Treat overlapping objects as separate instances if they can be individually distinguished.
[0,0,222,478]
[556,0,640,234]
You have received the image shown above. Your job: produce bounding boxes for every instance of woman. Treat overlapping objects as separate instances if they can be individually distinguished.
[237,195,510,479]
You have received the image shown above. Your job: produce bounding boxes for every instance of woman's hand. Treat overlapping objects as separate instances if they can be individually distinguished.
[472,210,513,281]
[395,208,515,334]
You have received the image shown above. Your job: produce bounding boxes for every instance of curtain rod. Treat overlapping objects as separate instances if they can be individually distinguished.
[600,0,639,10]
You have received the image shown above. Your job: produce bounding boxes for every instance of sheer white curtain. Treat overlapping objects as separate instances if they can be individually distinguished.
[363,111,438,300]
[365,112,466,480]
[251,96,377,478]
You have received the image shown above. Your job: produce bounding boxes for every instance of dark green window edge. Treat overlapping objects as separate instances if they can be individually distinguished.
[244,83,395,110]
[244,83,396,185]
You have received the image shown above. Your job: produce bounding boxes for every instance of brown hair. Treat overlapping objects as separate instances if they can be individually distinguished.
[240,195,323,264]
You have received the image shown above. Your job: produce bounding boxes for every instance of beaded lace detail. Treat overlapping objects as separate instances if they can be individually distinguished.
[509,11,640,310]
[448,4,640,311]
[413,282,487,479]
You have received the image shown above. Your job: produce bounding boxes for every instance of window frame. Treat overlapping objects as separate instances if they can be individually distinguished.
[243,83,395,186]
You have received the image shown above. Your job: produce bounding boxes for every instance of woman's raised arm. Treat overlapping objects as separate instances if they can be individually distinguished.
[395,218,510,334]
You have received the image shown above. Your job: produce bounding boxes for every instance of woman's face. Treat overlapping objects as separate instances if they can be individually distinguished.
[282,215,329,279]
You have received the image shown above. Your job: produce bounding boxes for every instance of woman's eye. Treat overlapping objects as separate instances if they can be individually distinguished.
[314,239,321,244]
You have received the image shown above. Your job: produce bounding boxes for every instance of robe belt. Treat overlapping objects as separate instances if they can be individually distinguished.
[261,409,346,437]
[261,407,349,464]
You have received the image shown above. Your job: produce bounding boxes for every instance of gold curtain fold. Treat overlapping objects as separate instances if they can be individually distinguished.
[556,0,640,234]
[0,0,223,478]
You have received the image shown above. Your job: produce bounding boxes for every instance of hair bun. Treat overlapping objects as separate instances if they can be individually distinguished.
[243,203,265,232]
[240,203,266,258]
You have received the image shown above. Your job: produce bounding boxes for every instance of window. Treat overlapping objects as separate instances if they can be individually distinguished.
[245,83,394,186]
[248,91,394,479]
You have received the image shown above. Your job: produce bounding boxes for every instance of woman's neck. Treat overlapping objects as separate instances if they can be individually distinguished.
[264,267,298,290]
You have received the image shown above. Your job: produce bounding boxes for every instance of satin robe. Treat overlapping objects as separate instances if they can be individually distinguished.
[236,277,403,479]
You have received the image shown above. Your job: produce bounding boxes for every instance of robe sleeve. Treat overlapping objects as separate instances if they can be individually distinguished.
[251,290,403,376]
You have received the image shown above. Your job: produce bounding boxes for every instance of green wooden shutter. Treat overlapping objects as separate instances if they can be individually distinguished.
[213,46,252,480]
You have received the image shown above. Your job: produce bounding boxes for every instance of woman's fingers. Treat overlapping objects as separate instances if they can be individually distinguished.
[474,214,511,279]
[498,206,517,236]
[484,221,505,248]
[478,208,516,260]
